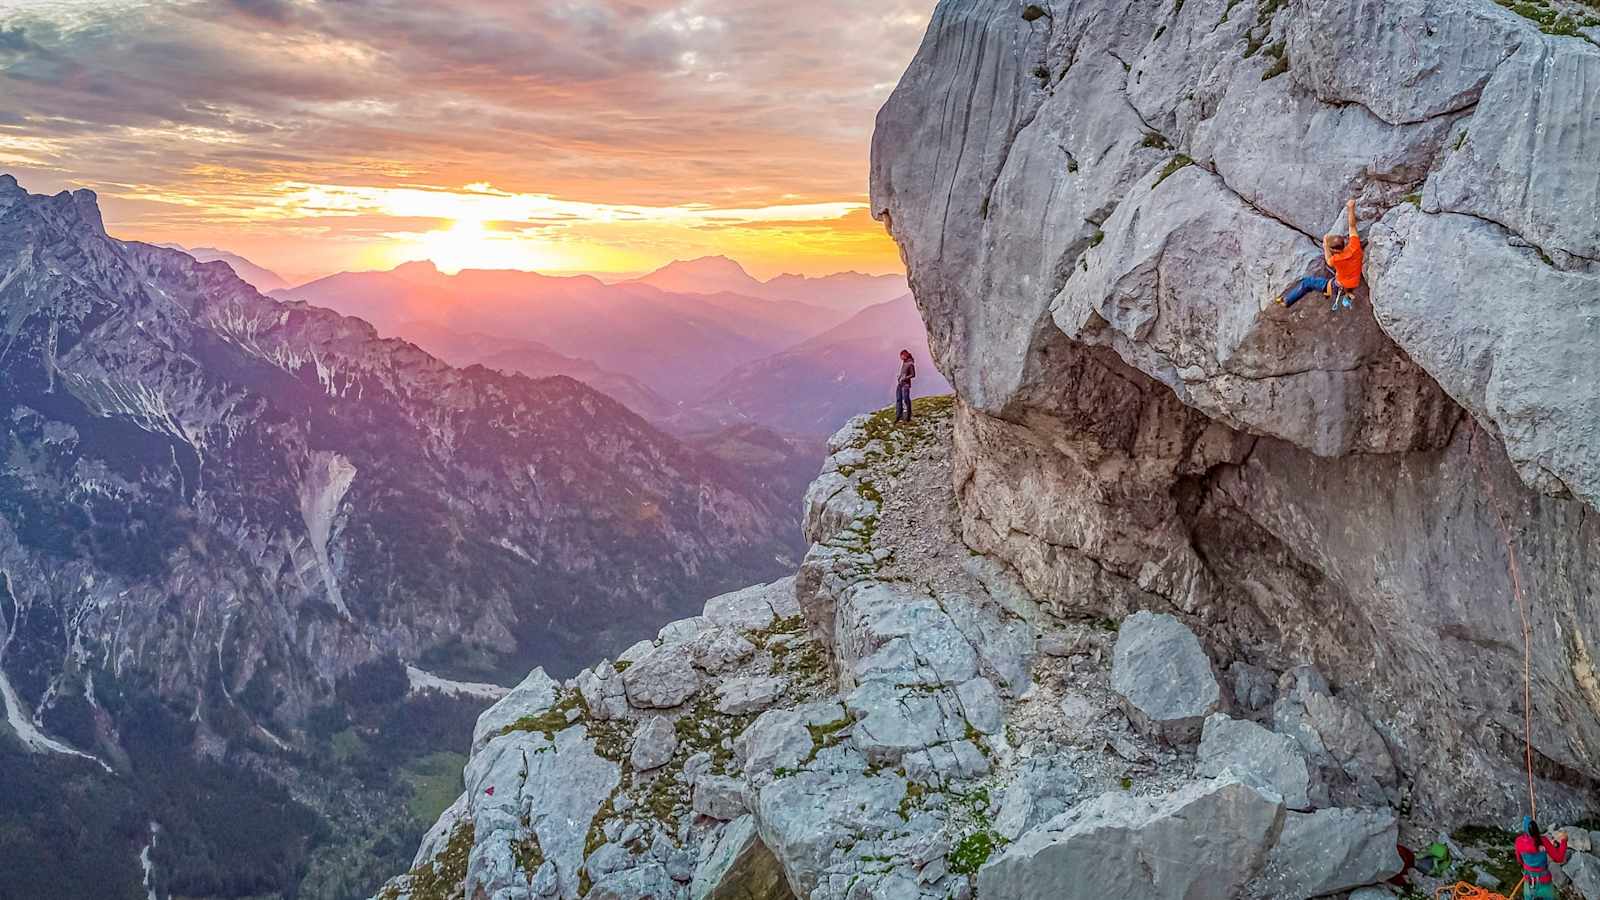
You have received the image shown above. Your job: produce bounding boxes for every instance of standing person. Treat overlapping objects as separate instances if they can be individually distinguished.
[1515,818,1569,899]
[895,349,916,423]
[1272,198,1363,311]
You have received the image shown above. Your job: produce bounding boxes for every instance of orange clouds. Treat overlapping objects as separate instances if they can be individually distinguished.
[0,0,934,279]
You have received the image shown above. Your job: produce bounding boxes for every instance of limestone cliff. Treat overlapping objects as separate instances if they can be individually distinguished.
[872,0,1600,823]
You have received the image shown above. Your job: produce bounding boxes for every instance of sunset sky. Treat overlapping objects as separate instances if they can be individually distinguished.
[0,0,935,282]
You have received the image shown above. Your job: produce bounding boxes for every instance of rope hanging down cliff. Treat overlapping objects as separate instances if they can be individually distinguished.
[1470,431,1538,821]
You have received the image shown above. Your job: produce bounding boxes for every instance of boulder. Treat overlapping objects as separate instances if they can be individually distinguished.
[714,676,785,716]
[691,775,748,821]
[1196,714,1313,811]
[955,677,1004,735]
[994,755,1085,842]
[1249,807,1402,899]
[587,862,679,900]
[623,644,701,709]
[470,667,559,753]
[630,717,678,772]
[691,816,796,900]
[1564,850,1600,900]
[977,775,1285,900]
[1110,612,1221,743]
[659,616,712,645]
[702,579,788,632]
[686,626,757,674]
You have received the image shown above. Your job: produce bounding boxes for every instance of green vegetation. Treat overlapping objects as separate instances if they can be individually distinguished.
[1492,0,1600,34]
[1451,825,1524,889]
[1260,42,1288,79]
[1403,193,1422,207]
[1243,0,1286,57]
[498,690,587,741]
[1220,0,1244,23]
[1153,155,1195,189]
[948,831,1000,875]
[898,780,930,820]
[1090,229,1106,248]
[1456,129,1470,151]
[1121,776,1135,790]
[946,787,1007,875]
[1141,131,1174,151]
[401,752,467,824]
[379,820,473,900]
[510,831,545,880]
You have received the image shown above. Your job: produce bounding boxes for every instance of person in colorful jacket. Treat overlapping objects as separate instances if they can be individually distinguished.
[1515,817,1569,899]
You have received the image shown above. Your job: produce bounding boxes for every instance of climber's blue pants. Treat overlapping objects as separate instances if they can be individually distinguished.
[1282,276,1330,307]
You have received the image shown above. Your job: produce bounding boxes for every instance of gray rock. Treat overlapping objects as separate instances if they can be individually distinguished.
[737,701,848,777]
[618,640,657,666]
[978,775,1286,900]
[691,775,748,821]
[464,726,621,900]
[1349,889,1395,900]
[955,677,1004,735]
[1565,850,1600,900]
[1249,807,1402,899]
[1056,692,1105,738]
[586,842,636,880]
[702,579,788,632]
[714,676,785,716]
[531,859,561,896]
[994,755,1085,842]
[587,863,679,900]
[685,627,756,675]
[623,645,701,710]
[1197,714,1313,811]
[471,668,560,754]
[690,816,796,900]
[578,663,632,722]
[1110,612,1221,743]
[1231,662,1277,713]
[867,0,1600,826]
[631,717,679,772]
[659,616,712,645]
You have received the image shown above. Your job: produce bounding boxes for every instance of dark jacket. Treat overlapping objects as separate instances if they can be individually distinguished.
[898,359,916,386]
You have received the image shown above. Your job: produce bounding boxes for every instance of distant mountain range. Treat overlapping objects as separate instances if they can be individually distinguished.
[675,293,953,434]
[158,243,296,292]
[274,260,851,401]
[273,255,944,438]
[628,254,908,312]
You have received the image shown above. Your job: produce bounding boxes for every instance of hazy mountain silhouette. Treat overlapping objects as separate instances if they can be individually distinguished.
[159,243,295,292]
[629,255,908,313]
[677,294,951,435]
[275,261,847,400]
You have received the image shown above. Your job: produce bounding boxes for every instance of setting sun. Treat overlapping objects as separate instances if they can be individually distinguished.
[402,219,563,274]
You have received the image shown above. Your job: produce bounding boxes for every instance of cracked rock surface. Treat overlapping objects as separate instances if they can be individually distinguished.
[873,0,1600,828]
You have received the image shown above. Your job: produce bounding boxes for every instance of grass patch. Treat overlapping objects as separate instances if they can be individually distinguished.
[1220,0,1244,23]
[498,691,586,741]
[1152,154,1195,189]
[1451,825,1523,888]
[1455,129,1469,151]
[1090,229,1105,248]
[1492,0,1600,33]
[1403,193,1422,207]
[1243,0,1286,57]
[946,788,1007,875]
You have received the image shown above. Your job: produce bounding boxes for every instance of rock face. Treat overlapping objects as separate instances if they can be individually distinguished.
[977,775,1286,900]
[382,403,1446,899]
[871,0,1600,822]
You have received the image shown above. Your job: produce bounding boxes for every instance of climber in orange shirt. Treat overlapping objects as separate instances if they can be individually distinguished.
[1274,199,1363,311]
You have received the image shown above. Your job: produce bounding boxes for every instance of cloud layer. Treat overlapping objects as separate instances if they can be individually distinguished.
[0,0,933,278]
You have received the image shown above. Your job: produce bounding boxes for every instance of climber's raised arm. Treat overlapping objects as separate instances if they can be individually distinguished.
[1347,198,1358,237]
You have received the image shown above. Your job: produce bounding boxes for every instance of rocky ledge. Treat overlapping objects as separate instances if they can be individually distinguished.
[377,401,1600,899]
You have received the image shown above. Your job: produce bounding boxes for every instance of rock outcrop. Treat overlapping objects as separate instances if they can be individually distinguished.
[384,404,1427,899]
[872,0,1600,825]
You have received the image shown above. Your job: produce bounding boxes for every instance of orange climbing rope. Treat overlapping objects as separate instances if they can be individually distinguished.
[1434,880,1524,900]
[1471,430,1539,819]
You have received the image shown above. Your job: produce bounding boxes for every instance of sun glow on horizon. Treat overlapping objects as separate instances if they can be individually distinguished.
[398,218,568,275]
